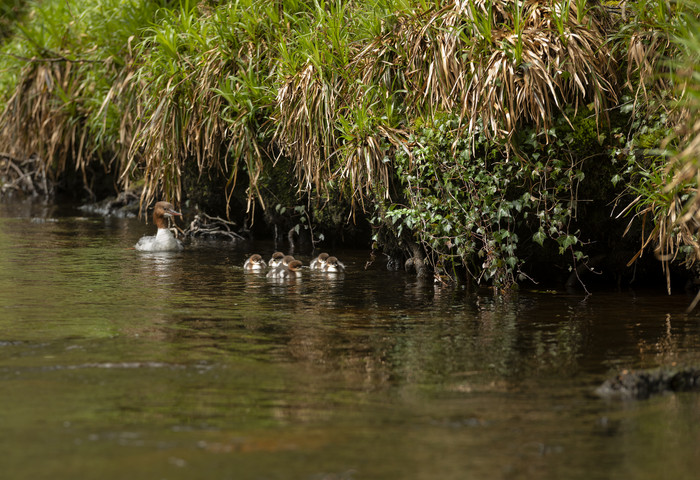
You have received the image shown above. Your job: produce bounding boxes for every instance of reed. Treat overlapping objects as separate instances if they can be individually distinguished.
[0,0,162,196]
[610,0,700,293]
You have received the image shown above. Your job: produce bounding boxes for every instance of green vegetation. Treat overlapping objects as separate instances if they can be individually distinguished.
[1,0,699,289]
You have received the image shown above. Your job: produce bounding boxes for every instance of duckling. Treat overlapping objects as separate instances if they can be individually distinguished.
[268,251,285,268]
[267,254,294,278]
[267,259,303,279]
[243,254,267,272]
[310,252,330,270]
[322,256,345,273]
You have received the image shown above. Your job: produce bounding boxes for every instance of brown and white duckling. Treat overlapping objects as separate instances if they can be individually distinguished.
[322,256,345,273]
[134,201,183,252]
[243,254,267,272]
[310,252,330,270]
[268,251,285,268]
[267,259,302,279]
[266,254,295,278]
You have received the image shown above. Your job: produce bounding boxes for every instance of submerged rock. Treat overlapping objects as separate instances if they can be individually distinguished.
[595,367,700,400]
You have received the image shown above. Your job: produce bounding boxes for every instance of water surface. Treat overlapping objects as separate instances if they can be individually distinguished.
[1,199,699,479]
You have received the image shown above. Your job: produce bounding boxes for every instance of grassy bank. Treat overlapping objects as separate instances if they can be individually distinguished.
[1,0,698,289]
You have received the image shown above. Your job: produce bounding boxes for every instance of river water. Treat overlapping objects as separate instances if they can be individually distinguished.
[1,199,699,480]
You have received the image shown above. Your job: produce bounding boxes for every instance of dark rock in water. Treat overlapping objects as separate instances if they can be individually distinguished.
[386,256,401,271]
[79,191,140,217]
[595,367,700,400]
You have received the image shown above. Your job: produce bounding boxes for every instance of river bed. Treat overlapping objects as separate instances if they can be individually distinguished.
[1,199,699,479]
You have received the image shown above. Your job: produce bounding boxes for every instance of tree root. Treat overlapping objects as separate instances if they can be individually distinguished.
[0,153,52,197]
[185,212,245,241]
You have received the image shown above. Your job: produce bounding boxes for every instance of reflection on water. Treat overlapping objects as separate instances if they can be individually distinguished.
[1,201,700,479]
[136,251,183,281]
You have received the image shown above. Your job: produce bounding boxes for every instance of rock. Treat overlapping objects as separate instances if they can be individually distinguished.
[595,366,700,400]
[79,191,140,217]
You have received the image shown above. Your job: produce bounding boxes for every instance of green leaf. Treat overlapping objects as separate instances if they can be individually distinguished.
[533,229,546,246]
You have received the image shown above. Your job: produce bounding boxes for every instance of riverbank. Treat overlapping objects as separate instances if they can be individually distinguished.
[1,0,699,290]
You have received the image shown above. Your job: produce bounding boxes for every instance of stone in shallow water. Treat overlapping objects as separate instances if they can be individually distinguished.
[595,367,700,400]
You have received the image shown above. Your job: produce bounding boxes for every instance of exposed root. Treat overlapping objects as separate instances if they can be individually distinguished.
[0,153,52,197]
[185,212,245,241]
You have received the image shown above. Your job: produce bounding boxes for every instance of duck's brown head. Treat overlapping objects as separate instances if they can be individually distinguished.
[153,201,182,229]
[287,260,303,272]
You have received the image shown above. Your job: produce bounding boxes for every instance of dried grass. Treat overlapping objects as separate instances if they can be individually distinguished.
[273,63,339,195]
[273,1,619,211]
[460,0,617,142]
[122,2,276,217]
[618,3,700,297]
[350,0,619,158]
[0,60,100,195]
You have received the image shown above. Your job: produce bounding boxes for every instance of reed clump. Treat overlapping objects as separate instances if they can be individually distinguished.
[0,0,698,289]
[0,0,163,197]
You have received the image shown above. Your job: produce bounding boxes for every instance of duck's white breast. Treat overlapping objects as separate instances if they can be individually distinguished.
[135,229,183,252]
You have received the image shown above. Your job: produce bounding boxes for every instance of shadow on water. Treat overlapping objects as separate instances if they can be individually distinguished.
[1,200,700,479]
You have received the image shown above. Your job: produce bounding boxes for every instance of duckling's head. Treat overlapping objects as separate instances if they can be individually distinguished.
[269,251,285,265]
[287,260,303,272]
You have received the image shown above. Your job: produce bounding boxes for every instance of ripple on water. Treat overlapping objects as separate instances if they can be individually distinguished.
[1,204,700,480]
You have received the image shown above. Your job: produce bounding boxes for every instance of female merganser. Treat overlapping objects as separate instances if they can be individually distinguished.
[267,259,303,279]
[135,201,183,252]
[322,256,345,273]
[310,252,329,270]
[268,251,285,268]
[243,254,267,271]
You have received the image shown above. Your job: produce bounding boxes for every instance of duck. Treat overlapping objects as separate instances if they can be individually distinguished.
[322,256,345,273]
[243,254,267,271]
[267,259,302,279]
[268,251,285,268]
[310,252,329,270]
[134,201,183,252]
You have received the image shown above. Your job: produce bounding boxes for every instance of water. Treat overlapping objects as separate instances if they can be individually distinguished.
[1,199,700,479]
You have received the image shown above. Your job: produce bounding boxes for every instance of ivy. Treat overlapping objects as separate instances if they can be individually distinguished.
[380,114,588,288]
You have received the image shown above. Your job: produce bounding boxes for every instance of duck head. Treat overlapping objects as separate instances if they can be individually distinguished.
[153,201,182,229]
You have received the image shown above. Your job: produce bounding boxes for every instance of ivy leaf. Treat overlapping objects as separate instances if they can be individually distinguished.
[558,234,579,253]
[533,229,546,246]
[611,174,621,186]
